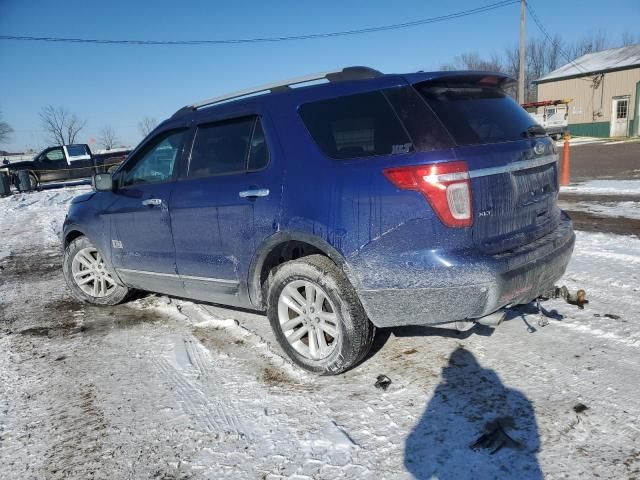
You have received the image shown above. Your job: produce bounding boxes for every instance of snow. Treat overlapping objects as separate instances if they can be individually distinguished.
[559,199,640,220]
[2,187,640,479]
[537,44,640,82]
[561,179,640,196]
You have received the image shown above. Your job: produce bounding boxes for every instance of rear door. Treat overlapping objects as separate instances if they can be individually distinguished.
[416,78,560,253]
[170,114,281,308]
[64,144,94,179]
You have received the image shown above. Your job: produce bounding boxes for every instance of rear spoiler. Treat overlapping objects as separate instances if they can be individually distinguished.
[408,71,516,89]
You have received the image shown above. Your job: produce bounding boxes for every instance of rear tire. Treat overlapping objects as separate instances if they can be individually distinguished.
[63,236,130,305]
[266,254,375,375]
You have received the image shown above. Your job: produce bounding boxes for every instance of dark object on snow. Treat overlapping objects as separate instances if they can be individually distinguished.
[374,374,392,391]
[0,171,11,197]
[471,419,521,454]
[573,403,589,413]
[546,285,589,309]
[17,169,33,192]
[605,313,621,320]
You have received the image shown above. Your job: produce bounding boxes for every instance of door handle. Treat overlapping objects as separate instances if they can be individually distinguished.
[142,198,162,206]
[239,188,269,199]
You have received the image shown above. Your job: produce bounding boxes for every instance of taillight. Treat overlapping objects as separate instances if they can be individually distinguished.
[384,161,473,227]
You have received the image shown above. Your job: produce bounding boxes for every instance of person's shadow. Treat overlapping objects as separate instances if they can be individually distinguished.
[405,347,542,479]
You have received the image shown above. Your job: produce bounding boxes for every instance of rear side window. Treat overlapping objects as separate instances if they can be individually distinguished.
[384,86,454,152]
[299,91,413,159]
[66,145,90,157]
[416,82,538,145]
[188,117,269,178]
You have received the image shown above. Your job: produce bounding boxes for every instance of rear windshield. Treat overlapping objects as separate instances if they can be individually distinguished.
[416,82,540,146]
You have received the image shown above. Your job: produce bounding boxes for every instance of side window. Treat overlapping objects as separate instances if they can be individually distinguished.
[187,116,269,178]
[247,119,269,171]
[44,148,65,162]
[383,86,453,152]
[122,130,186,187]
[298,91,414,160]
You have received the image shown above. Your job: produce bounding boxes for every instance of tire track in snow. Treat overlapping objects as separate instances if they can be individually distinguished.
[149,355,247,439]
[181,337,245,435]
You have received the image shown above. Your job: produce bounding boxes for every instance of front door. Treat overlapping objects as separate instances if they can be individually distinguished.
[610,97,630,137]
[170,115,282,307]
[35,147,70,182]
[105,128,189,296]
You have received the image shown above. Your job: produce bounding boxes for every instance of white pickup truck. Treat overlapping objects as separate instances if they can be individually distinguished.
[522,99,571,140]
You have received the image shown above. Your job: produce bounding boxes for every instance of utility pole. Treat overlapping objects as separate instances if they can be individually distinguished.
[518,0,526,103]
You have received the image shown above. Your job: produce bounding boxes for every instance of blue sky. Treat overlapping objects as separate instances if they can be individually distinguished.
[1,0,638,152]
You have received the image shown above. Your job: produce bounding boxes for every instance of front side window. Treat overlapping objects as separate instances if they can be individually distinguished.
[44,148,65,161]
[299,91,413,160]
[187,116,269,178]
[122,130,185,187]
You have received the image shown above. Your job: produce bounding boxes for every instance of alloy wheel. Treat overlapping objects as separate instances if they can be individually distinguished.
[277,280,340,360]
[71,247,116,298]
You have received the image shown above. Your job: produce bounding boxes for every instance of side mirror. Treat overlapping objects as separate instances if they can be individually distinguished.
[93,173,114,192]
[2,159,8,165]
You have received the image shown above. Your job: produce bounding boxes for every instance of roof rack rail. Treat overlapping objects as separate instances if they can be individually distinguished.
[172,66,383,117]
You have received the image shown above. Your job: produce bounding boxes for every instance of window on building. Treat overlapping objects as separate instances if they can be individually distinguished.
[616,99,628,119]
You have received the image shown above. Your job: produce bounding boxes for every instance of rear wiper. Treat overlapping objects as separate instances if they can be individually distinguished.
[521,125,547,138]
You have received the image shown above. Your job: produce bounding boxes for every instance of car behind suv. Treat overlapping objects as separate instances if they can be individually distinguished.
[62,67,575,374]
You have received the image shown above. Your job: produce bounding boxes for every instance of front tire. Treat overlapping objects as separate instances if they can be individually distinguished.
[63,236,130,305]
[266,254,375,375]
[28,172,39,190]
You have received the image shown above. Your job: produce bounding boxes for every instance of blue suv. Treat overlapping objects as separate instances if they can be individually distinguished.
[62,67,575,374]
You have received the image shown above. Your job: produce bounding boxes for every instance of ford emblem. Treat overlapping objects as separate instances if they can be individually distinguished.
[533,141,546,155]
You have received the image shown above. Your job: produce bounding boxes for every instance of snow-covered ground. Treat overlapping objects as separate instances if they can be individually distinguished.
[561,179,640,196]
[558,199,640,220]
[1,184,640,479]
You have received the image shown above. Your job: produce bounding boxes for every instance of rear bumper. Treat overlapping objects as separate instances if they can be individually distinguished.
[355,215,575,328]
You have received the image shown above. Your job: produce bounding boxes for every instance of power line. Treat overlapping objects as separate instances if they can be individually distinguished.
[525,1,592,78]
[0,1,519,46]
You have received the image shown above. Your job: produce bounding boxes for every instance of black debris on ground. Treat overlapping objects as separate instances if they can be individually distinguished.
[593,313,622,319]
[573,403,589,414]
[374,374,392,391]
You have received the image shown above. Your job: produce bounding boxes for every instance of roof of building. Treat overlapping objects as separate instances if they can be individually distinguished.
[535,44,640,83]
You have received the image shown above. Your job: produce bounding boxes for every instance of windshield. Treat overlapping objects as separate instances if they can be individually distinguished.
[416,82,544,146]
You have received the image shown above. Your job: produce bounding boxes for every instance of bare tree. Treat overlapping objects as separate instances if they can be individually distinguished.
[567,30,608,59]
[97,125,118,150]
[138,117,158,138]
[0,110,14,144]
[441,52,504,72]
[39,105,87,145]
[621,32,637,47]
